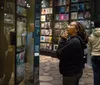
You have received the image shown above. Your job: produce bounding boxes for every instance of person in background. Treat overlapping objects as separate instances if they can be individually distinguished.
[57,21,88,85]
[88,21,100,85]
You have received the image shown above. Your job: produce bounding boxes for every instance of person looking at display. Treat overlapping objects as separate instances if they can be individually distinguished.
[56,21,88,85]
[88,21,100,85]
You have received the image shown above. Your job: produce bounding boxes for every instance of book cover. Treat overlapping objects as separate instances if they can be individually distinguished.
[41,9,46,14]
[59,14,65,20]
[78,12,84,19]
[46,44,52,50]
[55,14,59,21]
[54,22,60,28]
[49,8,53,14]
[40,43,46,49]
[84,11,91,19]
[44,22,48,28]
[78,3,85,11]
[64,14,69,20]
[84,20,91,28]
[71,12,78,19]
[47,22,50,28]
[71,0,78,3]
[46,15,52,21]
[17,6,22,15]
[60,6,65,13]
[71,4,78,11]
[53,44,58,51]
[40,36,45,42]
[41,15,46,21]
[41,23,45,28]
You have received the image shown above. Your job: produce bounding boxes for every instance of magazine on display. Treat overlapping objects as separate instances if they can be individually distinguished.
[78,3,85,11]
[84,11,91,19]
[71,0,78,3]
[71,4,78,11]
[60,6,65,13]
[46,15,52,21]
[40,43,46,49]
[78,12,84,19]
[40,36,45,42]
[64,14,69,20]
[53,44,58,51]
[55,14,59,21]
[71,12,78,19]
[54,22,62,29]
[41,15,46,21]
[46,44,52,50]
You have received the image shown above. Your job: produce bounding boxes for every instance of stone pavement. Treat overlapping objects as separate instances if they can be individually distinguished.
[39,55,93,85]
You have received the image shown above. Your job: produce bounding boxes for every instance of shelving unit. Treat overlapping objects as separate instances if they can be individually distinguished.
[40,0,53,55]
[16,0,27,84]
[40,0,91,56]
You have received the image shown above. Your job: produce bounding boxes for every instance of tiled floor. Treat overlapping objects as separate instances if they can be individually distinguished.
[39,55,93,85]
[0,55,94,85]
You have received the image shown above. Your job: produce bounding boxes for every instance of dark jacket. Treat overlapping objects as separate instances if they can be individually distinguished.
[57,36,87,76]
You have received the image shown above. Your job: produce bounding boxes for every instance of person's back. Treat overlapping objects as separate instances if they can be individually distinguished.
[88,28,100,56]
[88,21,100,85]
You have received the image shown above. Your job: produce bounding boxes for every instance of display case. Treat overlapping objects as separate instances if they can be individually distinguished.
[16,0,27,84]
[40,0,91,56]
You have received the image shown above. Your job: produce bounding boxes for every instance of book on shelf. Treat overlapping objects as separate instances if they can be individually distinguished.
[78,12,84,19]
[46,15,52,21]
[55,14,59,21]
[46,44,52,50]
[71,0,78,3]
[71,4,78,11]
[41,22,45,28]
[60,6,65,13]
[84,11,91,19]
[40,43,46,49]
[54,22,62,29]
[84,20,91,28]
[53,44,58,51]
[78,3,85,11]
[41,9,46,14]
[40,36,45,42]
[59,14,65,20]
[64,14,69,20]
[71,12,78,19]
[41,15,46,21]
